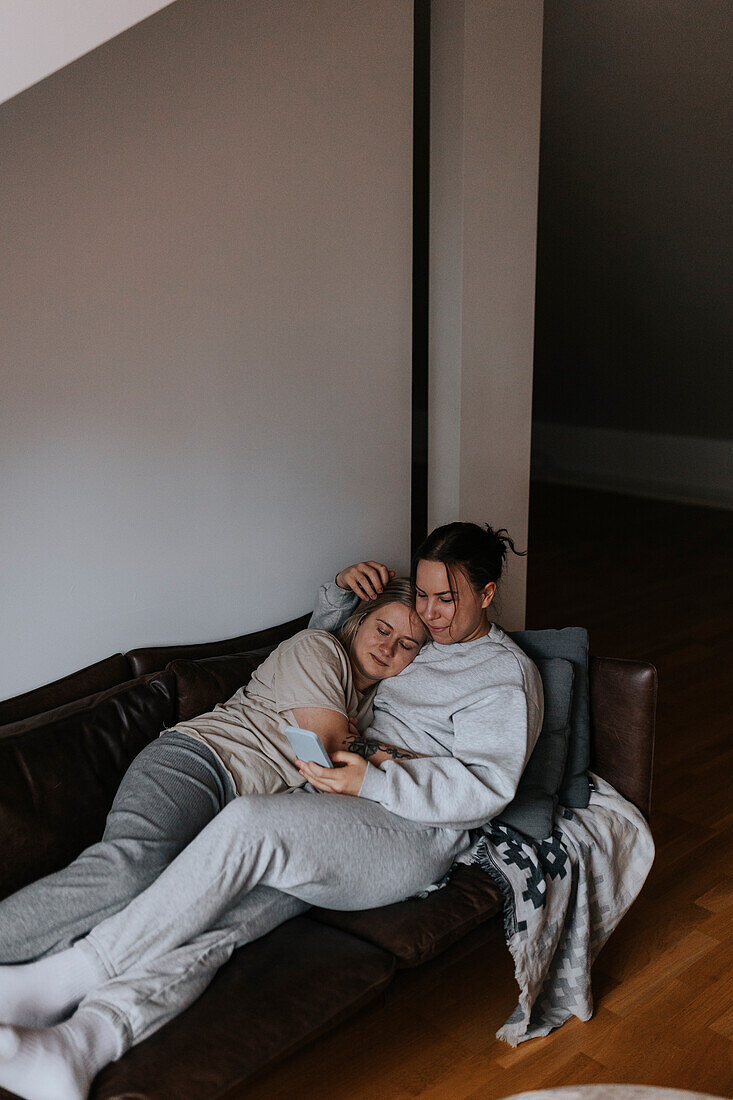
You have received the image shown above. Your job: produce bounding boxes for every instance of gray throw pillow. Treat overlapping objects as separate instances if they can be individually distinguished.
[497,657,574,840]
[510,627,591,808]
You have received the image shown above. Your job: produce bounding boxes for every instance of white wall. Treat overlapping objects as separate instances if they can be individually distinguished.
[429,0,544,629]
[0,0,179,104]
[0,0,413,698]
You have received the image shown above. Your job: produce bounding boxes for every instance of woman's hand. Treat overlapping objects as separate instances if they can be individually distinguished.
[297,751,367,796]
[335,561,395,601]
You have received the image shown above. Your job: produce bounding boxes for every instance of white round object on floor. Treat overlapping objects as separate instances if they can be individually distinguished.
[500,1088,725,1100]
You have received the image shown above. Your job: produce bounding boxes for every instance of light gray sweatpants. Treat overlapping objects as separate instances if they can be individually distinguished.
[73,789,469,1054]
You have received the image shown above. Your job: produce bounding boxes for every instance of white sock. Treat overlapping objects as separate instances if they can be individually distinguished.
[0,1009,119,1100]
[0,944,107,1027]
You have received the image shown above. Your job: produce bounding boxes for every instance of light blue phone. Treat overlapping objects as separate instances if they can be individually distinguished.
[283,725,334,769]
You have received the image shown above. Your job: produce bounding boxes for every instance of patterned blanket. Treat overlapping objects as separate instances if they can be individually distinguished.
[458,772,655,1046]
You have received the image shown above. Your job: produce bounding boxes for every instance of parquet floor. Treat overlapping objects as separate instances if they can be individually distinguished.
[233,485,733,1100]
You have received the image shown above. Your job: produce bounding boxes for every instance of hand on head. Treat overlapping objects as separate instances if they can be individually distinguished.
[335,561,394,601]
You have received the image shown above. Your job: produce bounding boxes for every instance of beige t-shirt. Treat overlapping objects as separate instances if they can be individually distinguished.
[175,629,374,796]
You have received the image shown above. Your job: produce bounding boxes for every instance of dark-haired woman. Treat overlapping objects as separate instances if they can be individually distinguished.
[0,524,542,1100]
[300,522,543,825]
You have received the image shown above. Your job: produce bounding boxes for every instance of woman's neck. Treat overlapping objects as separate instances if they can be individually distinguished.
[352,669,375,693]
[454,617,491,645]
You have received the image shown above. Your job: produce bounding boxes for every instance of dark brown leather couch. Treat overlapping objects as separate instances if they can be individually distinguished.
[0,625,656,1100]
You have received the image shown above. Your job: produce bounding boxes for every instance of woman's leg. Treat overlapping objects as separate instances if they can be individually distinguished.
[0,792,466,1027]
[0,732,233,962]
[0,889,307,1100]
[79,886,307,1049]
[0,790,467,1096]
[81,790,468,980]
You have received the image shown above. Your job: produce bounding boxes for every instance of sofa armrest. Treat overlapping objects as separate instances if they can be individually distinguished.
[0,672,175,900]
[589,656,657,819]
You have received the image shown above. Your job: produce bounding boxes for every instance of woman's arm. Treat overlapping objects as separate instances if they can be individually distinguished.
[341,718,424,767]
[290,707,349,756]
[307,561,394,633]
[304,679,542,828]
[291,709,426,766]
[307,582,358,633]
[355,684,542,829]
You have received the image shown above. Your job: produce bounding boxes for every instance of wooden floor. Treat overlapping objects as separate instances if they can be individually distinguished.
[236,485,733,1100]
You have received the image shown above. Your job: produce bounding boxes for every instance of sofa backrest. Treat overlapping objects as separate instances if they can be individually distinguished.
[0,616,310,732]
[0,671,175,902]
[589,656,656,819]
[167,650,275,723]
[0,654,133,729]
[126,614,311,677]
[169,649,658,819]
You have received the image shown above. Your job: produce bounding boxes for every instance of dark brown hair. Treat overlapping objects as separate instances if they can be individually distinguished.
[411,521,525,597]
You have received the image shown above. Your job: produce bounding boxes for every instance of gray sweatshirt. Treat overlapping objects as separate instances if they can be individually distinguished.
[309,583,543,830]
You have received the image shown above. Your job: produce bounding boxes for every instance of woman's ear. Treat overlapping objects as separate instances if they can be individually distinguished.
[481,582,497,609]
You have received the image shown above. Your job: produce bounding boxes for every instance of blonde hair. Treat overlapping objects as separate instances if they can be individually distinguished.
[339,577,424,657]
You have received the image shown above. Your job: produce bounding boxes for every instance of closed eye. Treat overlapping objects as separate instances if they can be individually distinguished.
[416,588,455,604]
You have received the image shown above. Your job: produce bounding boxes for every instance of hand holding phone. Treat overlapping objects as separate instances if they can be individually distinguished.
[283,725,334,769]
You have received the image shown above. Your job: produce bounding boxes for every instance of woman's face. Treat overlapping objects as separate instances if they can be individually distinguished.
[349,601,426,688]
[415,559,496,645]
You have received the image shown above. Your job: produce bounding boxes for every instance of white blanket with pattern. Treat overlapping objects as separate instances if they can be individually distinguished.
[458,773,655,1046]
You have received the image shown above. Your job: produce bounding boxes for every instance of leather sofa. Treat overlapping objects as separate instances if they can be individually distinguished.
[0,620,656,1100]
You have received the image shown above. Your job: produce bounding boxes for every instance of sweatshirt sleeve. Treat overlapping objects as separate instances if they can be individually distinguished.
[308,581,360,633]
[356,680,542,829]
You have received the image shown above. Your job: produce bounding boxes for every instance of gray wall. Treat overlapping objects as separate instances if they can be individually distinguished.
[533,0,732,441]
[1,0,545,697]
[0,0,414,697]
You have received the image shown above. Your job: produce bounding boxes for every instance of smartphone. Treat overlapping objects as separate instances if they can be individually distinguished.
[283,725,334,769]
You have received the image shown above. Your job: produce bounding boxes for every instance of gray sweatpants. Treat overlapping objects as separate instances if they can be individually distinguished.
[0,732,234,962]
[74,790,469,1054]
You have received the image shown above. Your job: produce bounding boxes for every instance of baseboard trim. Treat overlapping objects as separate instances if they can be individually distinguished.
[531,422,733,511]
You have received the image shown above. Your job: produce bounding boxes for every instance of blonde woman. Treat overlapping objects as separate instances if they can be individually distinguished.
[0,578,425,965]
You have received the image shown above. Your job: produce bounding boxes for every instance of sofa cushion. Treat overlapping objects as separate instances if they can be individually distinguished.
[308,864,501,967]
[497,657,574,840]
[90,917,395,1100]
[511,627,591,807]
[126,614,311,676]
[167,650,273,724]
[0,654,133,729]
[0,672,175,900]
